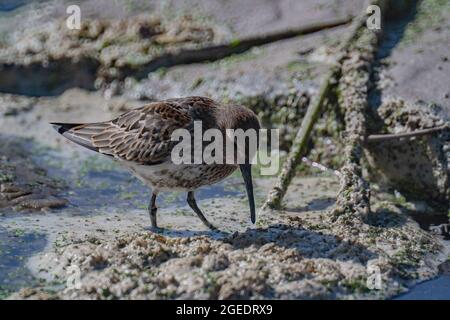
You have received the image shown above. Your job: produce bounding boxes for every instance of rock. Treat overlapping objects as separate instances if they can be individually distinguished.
[364,99,449,211]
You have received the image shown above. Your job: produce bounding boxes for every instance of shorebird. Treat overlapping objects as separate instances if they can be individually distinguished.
[51,96,260,230]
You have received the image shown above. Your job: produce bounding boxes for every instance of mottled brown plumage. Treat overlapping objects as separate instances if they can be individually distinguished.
[52,96,260,230]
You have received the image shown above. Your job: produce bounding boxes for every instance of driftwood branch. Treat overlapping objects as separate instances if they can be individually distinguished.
[363,125,449,143]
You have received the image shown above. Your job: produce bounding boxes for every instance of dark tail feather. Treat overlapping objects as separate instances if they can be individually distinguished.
[51,122,81,134]
[50,122,99,153]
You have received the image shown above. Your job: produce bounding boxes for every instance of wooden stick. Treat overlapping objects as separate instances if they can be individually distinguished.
[363,125,448,143]
[262,68,336,209]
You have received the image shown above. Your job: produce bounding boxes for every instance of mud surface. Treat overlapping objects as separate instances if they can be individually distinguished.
[0,0,358,95]
[372,0,450,118]
[4,175,448,300]
[0,91,446,299]
[0,0,449,300]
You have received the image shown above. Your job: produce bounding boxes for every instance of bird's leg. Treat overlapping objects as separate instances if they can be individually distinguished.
[148,192,158,229]
[187,191,217,231]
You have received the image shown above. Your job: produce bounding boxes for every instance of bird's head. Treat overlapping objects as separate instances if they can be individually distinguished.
[220,105,261,224]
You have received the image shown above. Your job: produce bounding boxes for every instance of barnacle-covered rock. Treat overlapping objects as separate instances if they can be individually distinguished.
[364,99,449,211]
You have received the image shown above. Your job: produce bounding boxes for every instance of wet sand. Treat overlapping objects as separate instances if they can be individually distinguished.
[0,0,449,300]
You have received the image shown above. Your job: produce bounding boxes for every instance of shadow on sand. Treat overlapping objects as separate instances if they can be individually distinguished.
[155,222,378,264]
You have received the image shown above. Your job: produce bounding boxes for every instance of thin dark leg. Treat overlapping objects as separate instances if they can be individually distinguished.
[148,192,158,229]
[187,191,216,230]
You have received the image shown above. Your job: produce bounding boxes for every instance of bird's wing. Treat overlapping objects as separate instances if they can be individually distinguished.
[52,99,198,164]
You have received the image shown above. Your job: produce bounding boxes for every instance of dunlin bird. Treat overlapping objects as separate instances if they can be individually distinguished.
[51,96,260,230]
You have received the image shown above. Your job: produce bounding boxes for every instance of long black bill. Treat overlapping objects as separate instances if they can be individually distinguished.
[239,164,256,224]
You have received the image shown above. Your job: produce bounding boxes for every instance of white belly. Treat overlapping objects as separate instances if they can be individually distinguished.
[119,160,237,193]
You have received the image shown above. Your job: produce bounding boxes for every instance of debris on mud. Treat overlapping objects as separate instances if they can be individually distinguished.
[0,136,67,212]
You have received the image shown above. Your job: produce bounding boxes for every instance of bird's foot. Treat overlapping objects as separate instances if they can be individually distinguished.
[204,222,218,232]
[149,225,164,233]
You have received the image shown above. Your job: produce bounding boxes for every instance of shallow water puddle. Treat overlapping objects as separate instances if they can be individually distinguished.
[0,227,46,298]
[394,275,450,300]
[0,0,29,12]
[30,143,244,214]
